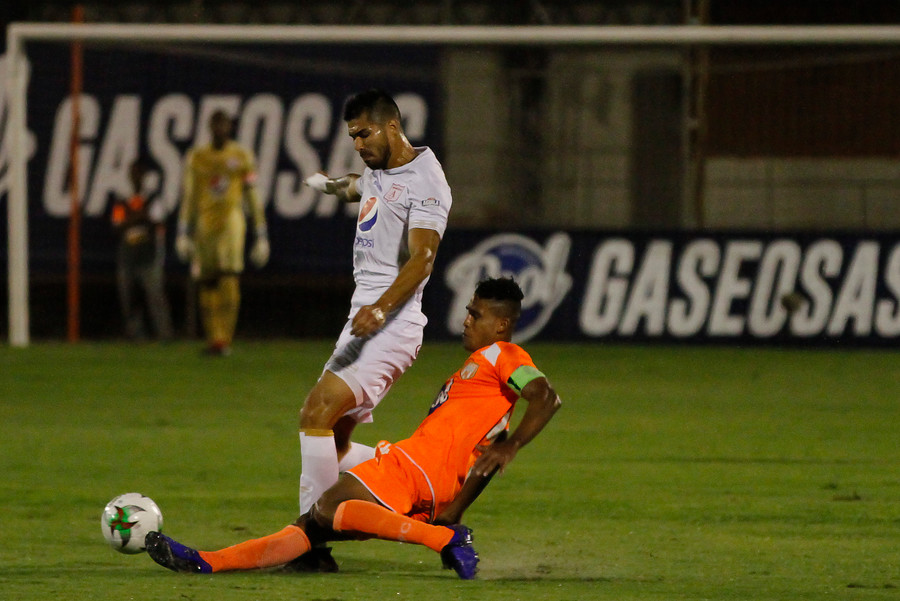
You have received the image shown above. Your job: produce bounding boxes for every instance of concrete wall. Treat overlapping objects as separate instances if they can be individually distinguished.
[442,47,900,232]
[704,158,900,231]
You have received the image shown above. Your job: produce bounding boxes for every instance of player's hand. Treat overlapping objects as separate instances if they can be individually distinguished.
[350,305,387,337]
[470,440,520,477]
[250,236,270,268]
[175,234,194,262]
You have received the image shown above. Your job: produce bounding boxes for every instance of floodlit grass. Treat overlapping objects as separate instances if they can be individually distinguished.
[1,340,898,600]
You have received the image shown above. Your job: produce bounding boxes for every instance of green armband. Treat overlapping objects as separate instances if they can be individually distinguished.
[507,365,545,394]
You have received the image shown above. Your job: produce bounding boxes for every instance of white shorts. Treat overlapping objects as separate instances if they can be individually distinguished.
[323,316,423,424]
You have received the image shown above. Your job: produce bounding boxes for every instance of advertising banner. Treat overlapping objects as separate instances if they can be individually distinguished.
[425,230,900,346]
[4,45,899,346]
[1,43,441,274]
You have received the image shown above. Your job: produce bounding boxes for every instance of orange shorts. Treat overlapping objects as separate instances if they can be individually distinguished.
[347,442,455,522]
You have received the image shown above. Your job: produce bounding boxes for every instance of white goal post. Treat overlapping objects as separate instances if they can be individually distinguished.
[7,23,900,347]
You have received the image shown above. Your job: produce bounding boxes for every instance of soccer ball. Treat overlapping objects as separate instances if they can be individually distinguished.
[101,493,163,554]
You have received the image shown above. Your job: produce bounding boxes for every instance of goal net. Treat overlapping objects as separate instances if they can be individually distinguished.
[5,24,900,345]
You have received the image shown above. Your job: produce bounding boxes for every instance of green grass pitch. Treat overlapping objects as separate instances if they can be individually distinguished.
[1,340,898,600]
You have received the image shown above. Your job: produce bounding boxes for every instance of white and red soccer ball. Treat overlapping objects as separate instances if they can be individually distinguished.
[101,493,163,554]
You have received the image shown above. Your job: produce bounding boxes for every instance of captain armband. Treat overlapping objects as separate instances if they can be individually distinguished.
[506,365,546,394]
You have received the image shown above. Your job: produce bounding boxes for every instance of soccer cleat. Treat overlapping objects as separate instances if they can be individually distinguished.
[279,546,339,573]
[440,525,478,580]
[145,531,212,574]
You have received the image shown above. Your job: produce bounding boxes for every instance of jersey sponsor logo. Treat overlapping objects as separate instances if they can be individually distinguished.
[422,197,440,206]
[428,379,453,415]
[385,183,405,202]
[358,196,378,232]
[445,232,573,342]
[459,362,479,380]
[354,236,375,248]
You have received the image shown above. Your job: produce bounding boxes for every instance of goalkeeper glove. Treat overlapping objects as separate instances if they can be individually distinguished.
[175,234,194,262]
[250,227,270,268]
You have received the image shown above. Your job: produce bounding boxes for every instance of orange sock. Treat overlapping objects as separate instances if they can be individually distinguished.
[333,500,454,553]
[199,525,310,572]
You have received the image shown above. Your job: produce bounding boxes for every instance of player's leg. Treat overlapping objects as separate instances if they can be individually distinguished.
[214,212,245,351]
[116,254,140,339]
[325,317,424,476]
[217,273,240,347]
[141,259,173,340]
[195,230,227,352]
[146,524,312,573]
[292,318,421,570]
[197,277,224,350]
[314,470,478,579]
[146,470,374,574]
[334,414,376,471]
[299,371,357,514]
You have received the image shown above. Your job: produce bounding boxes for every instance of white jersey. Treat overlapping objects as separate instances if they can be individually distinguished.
[350,146,452,326]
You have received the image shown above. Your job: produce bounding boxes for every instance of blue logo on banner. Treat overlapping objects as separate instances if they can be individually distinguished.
[444,233,573,342]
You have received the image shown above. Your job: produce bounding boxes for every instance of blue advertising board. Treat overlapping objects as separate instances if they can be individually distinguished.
[425,230,900,346]
[4,45,900,345]
[1,42,442,274]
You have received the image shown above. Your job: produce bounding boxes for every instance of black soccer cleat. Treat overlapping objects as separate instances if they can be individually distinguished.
[145,531,212,574]
[440,525,479,580]
[279,546,339,573]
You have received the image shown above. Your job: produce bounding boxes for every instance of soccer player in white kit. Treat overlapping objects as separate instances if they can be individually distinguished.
[297,90,452,570]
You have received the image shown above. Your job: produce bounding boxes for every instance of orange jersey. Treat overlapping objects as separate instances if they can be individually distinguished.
[393,341,541,500]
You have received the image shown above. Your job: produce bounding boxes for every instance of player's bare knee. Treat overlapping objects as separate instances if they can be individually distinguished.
[299,396,336,429]
[300,379,357,430]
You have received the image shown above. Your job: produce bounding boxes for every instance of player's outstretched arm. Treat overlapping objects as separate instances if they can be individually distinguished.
[305,172,362,203]
[470,378,561,478]
[433,432,509,526]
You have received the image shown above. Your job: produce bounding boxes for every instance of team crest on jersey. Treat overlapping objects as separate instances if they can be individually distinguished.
[385,183,405,202]
[460,362,479,380]
[209,174,228,196]
[358,197,378,232]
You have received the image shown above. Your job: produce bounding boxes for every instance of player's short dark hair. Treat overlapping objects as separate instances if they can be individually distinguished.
[474,277,524,324]
[343,89,402,124]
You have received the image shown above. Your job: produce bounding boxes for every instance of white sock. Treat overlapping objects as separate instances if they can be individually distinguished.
[299,430,339,515]
[337,442,376,472]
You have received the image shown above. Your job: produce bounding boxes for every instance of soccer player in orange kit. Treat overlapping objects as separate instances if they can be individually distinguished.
[146,277,561,580]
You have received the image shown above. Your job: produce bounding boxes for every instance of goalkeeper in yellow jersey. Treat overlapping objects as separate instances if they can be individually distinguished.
[175,110,270,356]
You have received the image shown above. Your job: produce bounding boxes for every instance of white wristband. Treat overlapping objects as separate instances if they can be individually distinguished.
[305,173,329,192]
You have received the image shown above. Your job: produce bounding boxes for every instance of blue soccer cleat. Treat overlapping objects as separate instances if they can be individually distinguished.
[145,531,212,574]
[440,525,479,579]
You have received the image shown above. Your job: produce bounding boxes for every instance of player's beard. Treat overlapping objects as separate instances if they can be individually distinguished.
[361,145,389,170]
